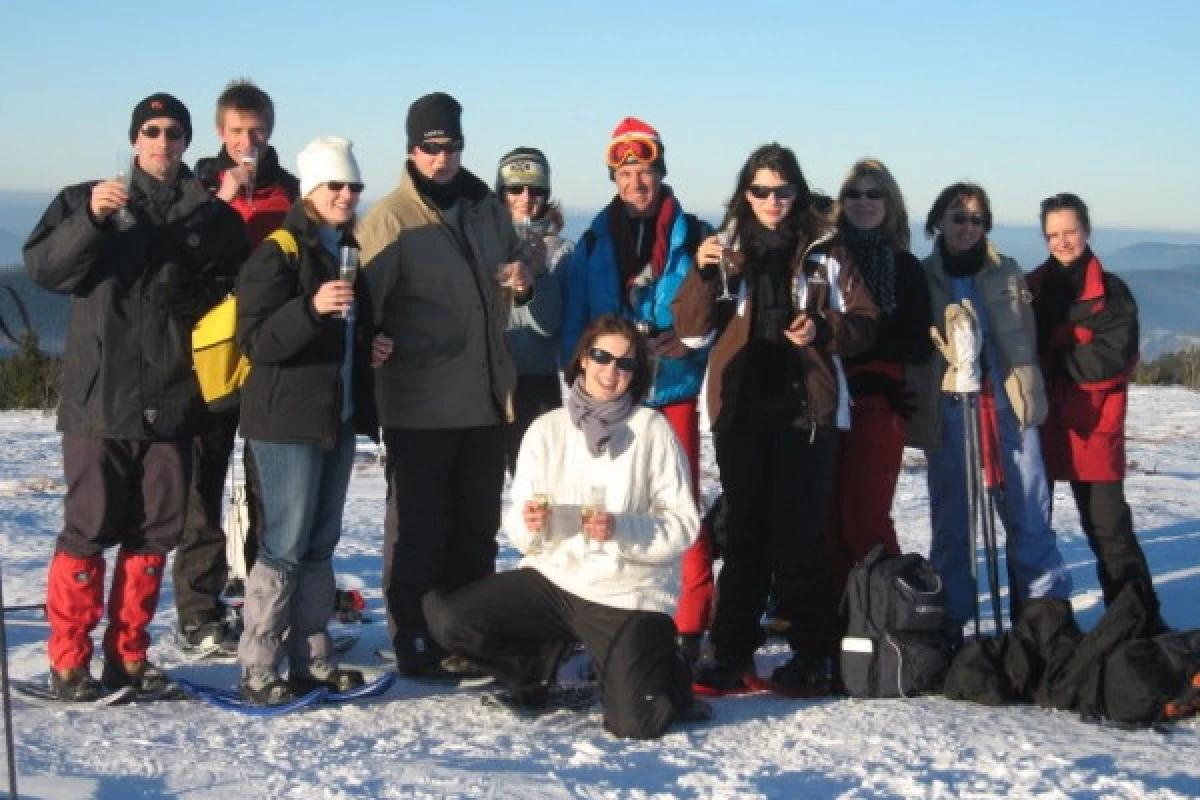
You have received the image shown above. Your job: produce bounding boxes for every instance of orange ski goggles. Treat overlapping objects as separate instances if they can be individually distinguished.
[606,134,660,170]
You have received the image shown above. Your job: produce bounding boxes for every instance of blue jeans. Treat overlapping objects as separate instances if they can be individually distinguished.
[249,424,357,574]
[926,394,1072,624]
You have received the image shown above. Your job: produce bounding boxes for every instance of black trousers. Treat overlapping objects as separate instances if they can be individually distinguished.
[504,374,563,474]
[1067,480,1163,626]
[710,421,839,663]
[172,410,263,627]
[382,425,506,659]
[58,434,191,558]
[424,568,692,740]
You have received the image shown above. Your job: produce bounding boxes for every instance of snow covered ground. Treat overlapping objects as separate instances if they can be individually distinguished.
[1,386,1198,799]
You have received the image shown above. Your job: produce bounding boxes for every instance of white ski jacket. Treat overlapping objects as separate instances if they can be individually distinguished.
[503,406,700,615]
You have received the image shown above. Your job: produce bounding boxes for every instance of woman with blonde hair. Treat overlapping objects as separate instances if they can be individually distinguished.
[235,137,393,704]
[824,159,932,592]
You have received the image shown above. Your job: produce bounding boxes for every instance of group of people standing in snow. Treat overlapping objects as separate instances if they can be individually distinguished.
[23,81,1166,739]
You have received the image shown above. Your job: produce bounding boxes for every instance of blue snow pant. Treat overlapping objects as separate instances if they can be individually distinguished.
[926,393,1072,626]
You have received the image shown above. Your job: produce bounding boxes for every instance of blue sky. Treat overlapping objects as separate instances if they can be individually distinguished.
[2,1,1198,231]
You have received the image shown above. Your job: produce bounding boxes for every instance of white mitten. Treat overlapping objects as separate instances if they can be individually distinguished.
[930,299,982,393]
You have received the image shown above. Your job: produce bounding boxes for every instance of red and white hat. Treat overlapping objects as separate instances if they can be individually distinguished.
[606,116,666,178]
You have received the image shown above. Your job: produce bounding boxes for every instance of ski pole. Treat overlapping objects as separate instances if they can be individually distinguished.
[0,558,21,800]
[962,392,982,638]
[968,397,1004,634]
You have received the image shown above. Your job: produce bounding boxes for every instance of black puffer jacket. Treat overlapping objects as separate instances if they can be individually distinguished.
[24,165,249,439]
[236,202,378,448]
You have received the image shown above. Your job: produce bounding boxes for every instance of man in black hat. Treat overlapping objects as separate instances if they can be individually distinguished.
[24,91,248,701]
[358,91,527,679]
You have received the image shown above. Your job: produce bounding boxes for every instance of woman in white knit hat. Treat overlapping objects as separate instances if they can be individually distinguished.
[234,136,394,704]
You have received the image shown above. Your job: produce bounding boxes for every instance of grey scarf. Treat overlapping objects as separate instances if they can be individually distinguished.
[566,377,635,457]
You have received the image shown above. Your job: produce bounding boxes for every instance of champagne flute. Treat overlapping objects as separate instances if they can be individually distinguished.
[529,483,552,534]
[715,228,736,302]
[112,150,137,232]
[581,485,607,554]
[337,246,359,321]
[241,145,260,208]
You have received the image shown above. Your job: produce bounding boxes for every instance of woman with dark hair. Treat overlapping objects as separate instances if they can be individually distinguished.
[235,137,392,704]
[494,147,572,472]
[825,159,933,592]
[674,143,878,692]
[424,314,707,739]
[1028,192,1165,632]
[908,182,1072,633]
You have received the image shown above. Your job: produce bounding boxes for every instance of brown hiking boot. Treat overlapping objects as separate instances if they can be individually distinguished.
[50,666,103,702]
[101,658,169,694]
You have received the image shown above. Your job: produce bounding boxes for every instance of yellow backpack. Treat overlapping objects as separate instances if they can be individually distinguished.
[192,229,299,411]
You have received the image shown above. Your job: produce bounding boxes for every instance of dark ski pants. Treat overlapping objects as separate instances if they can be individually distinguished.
[504,374,563,475]
[1062,479,1164,628]
[382,425,505,660]
[173,409,240,628]
[424,568,692,740]
[57,434,191,558]
[710,422,839,663]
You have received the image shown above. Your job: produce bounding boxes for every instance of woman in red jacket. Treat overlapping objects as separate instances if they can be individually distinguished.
[1029,192,1167,633]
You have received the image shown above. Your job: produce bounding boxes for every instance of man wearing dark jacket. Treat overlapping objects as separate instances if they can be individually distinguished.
[357,92,524,679]
[24,92,249,700]
[174,80,298,653]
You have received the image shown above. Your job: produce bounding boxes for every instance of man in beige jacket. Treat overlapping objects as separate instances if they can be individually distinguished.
[359,92,528,680]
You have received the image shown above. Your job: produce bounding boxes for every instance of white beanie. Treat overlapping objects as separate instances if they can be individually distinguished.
[297,136,362,198]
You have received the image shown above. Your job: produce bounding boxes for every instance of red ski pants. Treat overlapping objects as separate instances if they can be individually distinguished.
[656,398,714,635]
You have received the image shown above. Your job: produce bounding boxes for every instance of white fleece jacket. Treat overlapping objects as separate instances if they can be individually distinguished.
[504,406,700,615]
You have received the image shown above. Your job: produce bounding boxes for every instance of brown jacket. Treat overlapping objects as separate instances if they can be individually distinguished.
[673,237,878,432]
[357,166,519,429]
[907,242,1047,450]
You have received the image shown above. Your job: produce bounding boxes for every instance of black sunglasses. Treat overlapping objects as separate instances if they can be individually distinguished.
[587,347,637,373]
[416,140,464,156]
[747,184,798,200]
[140,124,185,141]
[844,188,887,200]
[950,212,986,227]
[504,185,548,198]
[326,181,365,193]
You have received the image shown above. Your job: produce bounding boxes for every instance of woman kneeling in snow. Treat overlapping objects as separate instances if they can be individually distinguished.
[424,314,710,738]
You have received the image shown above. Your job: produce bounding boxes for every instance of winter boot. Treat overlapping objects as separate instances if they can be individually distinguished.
[100,551,166,666]
[101,658,169,694]
[240,665,295,705]
[771,652,835,695]
[289,658,365,694]
[693,653,755,692]
[45,551,105,675]
[49,666,104,703]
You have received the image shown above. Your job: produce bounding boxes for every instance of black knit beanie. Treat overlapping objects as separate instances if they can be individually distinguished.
[405,92,463,150]
[129,92,192,145]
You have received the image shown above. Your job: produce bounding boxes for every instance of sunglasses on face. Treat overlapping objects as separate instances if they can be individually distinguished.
[587,347,637,373]
[747,184,798,200]
[326,181,365,194]
[844,188,887,200]
[605,136,661,170]
[950,212,986,227]
[416,140,464,156]
[504,185,548,198]
[140,124,185,141]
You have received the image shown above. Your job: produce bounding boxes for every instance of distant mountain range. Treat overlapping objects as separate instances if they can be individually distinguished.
[3,190,1199,360]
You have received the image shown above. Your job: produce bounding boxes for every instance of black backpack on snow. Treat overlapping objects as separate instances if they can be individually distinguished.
[840,545,954,698]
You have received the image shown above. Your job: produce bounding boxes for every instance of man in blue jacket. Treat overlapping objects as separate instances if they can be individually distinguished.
[560,117,713,657]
